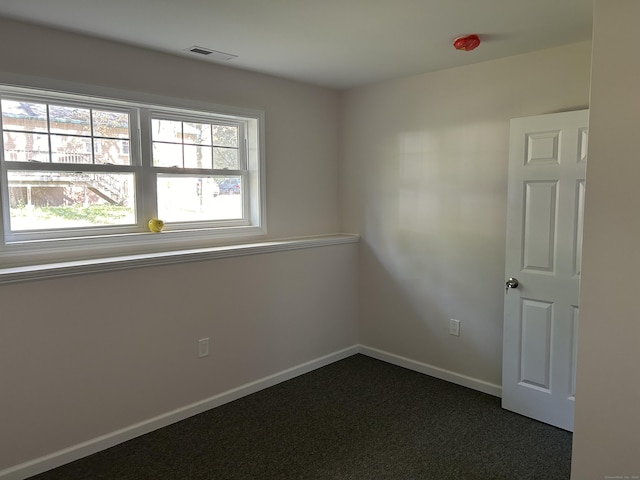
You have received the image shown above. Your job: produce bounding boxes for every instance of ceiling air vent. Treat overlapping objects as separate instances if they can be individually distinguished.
[184,46,237,61]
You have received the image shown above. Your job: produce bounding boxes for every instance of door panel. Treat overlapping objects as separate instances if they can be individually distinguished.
[519,299,553,391]
[526,130,560,165]
[570,305,579,399]
[574,180,586,275]
[502,109,588,431]
[522,181,557,271]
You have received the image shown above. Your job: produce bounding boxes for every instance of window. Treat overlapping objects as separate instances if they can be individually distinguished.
[150,115,244,223]
[0,83,265,267]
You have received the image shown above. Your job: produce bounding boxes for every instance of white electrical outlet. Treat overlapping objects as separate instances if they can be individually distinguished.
[449,319,460,336]
[198,337,209,357]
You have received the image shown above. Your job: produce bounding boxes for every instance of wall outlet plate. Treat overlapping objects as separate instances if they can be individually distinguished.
[198,338,209,357]
[449,319,460,336]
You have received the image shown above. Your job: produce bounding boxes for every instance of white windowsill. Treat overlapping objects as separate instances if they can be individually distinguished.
[0,234,359,285]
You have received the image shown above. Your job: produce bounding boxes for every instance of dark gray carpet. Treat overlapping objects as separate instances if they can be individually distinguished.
[28,354,572,479]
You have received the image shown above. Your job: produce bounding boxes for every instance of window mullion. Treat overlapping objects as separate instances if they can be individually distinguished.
[181,121,185,169]
[3,162,137,174]
[138,108,157,225]
[46,105,53,164]
[0,109,7,245]
[240,123,248,171]
[89,109,96,165]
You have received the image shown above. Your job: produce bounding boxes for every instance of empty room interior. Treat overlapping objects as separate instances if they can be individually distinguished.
[0,1,639,479]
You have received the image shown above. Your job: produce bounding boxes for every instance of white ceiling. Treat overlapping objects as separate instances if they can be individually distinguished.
[0,0,593,89]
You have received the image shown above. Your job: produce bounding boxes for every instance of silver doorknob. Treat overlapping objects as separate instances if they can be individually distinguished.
[505,277,519,294]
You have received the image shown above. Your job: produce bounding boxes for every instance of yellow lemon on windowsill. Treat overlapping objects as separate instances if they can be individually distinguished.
[148,218,165,232]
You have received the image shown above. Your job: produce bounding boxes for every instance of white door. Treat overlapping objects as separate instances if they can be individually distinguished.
[502,110,588,431]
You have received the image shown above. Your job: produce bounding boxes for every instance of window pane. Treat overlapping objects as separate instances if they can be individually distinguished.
[184,122,211,145]
[7,170,135,231]
[3,131,49,162]
[153,142,182,167]
[51,135,92,164]
[184,145,212,169]
[49,105,91,136]
[94,139,130,165]
[212,125,238,147]
[157,175,242,222]
[1,99,48,132]
[213,147,239,170]
[93,110,129,139]
[152,119,182,143]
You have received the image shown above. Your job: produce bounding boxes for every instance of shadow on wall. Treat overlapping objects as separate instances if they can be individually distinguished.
[358,237,502,384]
[354,123,507,384]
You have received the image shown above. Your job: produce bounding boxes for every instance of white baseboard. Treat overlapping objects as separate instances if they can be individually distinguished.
[0,345,360,480]
[358,345,502,398]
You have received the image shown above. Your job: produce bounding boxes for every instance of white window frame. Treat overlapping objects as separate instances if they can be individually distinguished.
[0,76,266,268]
[144,109,250,230]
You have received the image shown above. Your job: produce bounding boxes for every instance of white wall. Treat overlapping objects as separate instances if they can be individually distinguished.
[0,19,358,474]
[0,244,358,471]
[571,1,640,477]
[340,42,592,386]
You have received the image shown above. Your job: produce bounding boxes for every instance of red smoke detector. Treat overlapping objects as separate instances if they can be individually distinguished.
[453,34,481,51]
